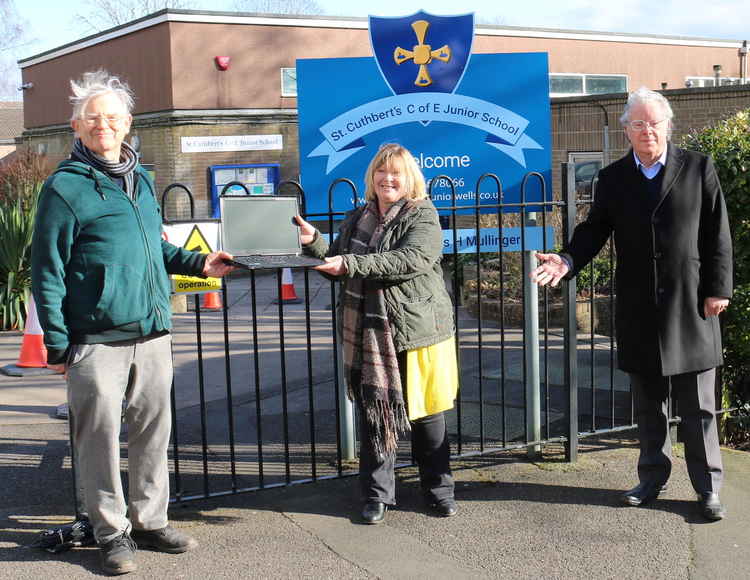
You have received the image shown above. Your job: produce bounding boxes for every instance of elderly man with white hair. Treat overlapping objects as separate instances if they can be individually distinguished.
[532,87,733,521]
[31,70,235,574]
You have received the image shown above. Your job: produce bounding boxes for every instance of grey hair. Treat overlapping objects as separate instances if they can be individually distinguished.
[619,86,674,126]
[69,70,135,121]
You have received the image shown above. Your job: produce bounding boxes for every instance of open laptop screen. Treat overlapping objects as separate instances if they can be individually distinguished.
[220,196,301,255]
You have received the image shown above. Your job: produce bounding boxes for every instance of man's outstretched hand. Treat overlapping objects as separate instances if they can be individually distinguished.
[530,253,569,287]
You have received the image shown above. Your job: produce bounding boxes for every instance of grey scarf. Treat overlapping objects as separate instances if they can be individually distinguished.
[71,138,138,198]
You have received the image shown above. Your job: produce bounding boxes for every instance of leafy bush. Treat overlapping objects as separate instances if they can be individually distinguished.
[0,151,48,330]
[575,249,614,298]
[682,109,750,446]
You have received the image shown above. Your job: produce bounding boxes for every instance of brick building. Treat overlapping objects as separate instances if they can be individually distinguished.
[17,9,750,216]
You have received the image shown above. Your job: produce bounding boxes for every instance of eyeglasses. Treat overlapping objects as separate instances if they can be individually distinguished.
[80,114,126,127]
[627,118,668,131]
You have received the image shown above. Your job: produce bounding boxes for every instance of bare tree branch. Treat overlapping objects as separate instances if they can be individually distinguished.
[71,0,197,34]
[0,0,29,100]
[0,0,26,52]
[231,0,324,16]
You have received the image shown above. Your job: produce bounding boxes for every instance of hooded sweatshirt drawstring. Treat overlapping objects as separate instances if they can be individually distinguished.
[89,167,107,200]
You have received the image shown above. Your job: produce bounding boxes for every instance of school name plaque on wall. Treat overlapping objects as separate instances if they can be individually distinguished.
[297,11,552,216]
[181,135,283,153]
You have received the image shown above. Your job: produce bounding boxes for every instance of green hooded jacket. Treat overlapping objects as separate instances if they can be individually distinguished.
[31,160,206,363]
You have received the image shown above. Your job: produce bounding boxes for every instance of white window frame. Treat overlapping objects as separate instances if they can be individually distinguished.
[280,67,297,97]
[550,73,628,97]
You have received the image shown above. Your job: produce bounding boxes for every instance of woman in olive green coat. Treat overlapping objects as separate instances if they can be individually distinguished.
[296,144,459,524]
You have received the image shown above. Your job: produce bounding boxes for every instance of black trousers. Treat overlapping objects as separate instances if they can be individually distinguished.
[358,354,454,505]
[631,368,723,494]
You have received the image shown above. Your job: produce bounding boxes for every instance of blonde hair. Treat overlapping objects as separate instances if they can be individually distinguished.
[363,144,427,202]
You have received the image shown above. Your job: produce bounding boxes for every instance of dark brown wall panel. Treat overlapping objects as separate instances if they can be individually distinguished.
[472,35,740,90]
[22,23,172,128]
[169,23,371,110]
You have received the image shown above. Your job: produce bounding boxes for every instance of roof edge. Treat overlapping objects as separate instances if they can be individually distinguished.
[18,8,745,69]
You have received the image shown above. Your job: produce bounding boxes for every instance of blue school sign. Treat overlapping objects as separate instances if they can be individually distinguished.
[297,12,551,216]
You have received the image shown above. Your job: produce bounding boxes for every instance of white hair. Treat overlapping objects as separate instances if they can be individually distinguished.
[69,70,135,121]
[619,86,674,126]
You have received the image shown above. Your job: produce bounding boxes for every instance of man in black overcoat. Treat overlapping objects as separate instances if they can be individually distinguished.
[532,87,733,521]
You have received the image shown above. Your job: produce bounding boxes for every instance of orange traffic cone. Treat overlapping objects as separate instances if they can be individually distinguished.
[201,291,223,310]
[17,295,47,367]
[0,295,58,377]
[273,267,303,304]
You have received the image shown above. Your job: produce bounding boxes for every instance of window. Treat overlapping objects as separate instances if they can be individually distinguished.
[550,75,583,95]
[585,75,627,95]
[568,152,603,199]
[280,67,297,97]
[550,74,627,97]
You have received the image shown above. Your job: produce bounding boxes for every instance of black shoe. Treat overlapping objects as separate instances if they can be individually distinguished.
[99,532,137,575]
[430,498,458,517]
[361,501,386,524]
[620,481,667,506]
[130,525,198,554]
[698,492,725,521]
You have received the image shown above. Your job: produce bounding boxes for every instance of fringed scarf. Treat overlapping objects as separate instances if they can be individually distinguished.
[341,198,413,458]
[71,138,138,199]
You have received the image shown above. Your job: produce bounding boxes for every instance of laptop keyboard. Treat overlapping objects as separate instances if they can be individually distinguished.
[230,255,325,269]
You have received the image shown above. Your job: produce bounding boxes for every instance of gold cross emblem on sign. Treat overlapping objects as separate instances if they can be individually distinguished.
[393,20,452,88]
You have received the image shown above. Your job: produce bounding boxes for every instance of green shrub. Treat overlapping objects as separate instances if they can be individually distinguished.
[575,249,614,297]
[682,109,750,446]
[0,151,48,330]
[0,194,38,329]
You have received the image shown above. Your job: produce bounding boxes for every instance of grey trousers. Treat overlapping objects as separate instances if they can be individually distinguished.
[66,333,173,543]
[631,368,723,494]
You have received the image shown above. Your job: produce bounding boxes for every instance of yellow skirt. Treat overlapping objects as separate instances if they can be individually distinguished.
[405,336,459,421]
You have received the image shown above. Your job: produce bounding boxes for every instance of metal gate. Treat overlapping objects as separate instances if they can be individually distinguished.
[161,163,634,502]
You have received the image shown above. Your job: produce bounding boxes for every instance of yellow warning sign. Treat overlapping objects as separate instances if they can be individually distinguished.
[171,224,222,294]
[183,225,213,254]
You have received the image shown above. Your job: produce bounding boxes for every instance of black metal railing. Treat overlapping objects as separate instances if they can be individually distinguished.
[156,167,632,502]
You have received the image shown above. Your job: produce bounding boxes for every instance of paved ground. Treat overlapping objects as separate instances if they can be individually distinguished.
[0,271,748,579]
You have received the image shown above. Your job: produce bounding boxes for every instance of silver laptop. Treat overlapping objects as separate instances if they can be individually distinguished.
[220,195,324,269]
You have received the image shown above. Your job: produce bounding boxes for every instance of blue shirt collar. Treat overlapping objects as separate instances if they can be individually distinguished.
[633,148,668,170]
[633,148,668,179]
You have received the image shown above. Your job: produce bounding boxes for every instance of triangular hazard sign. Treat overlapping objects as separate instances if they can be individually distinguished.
[183,225,213,254]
